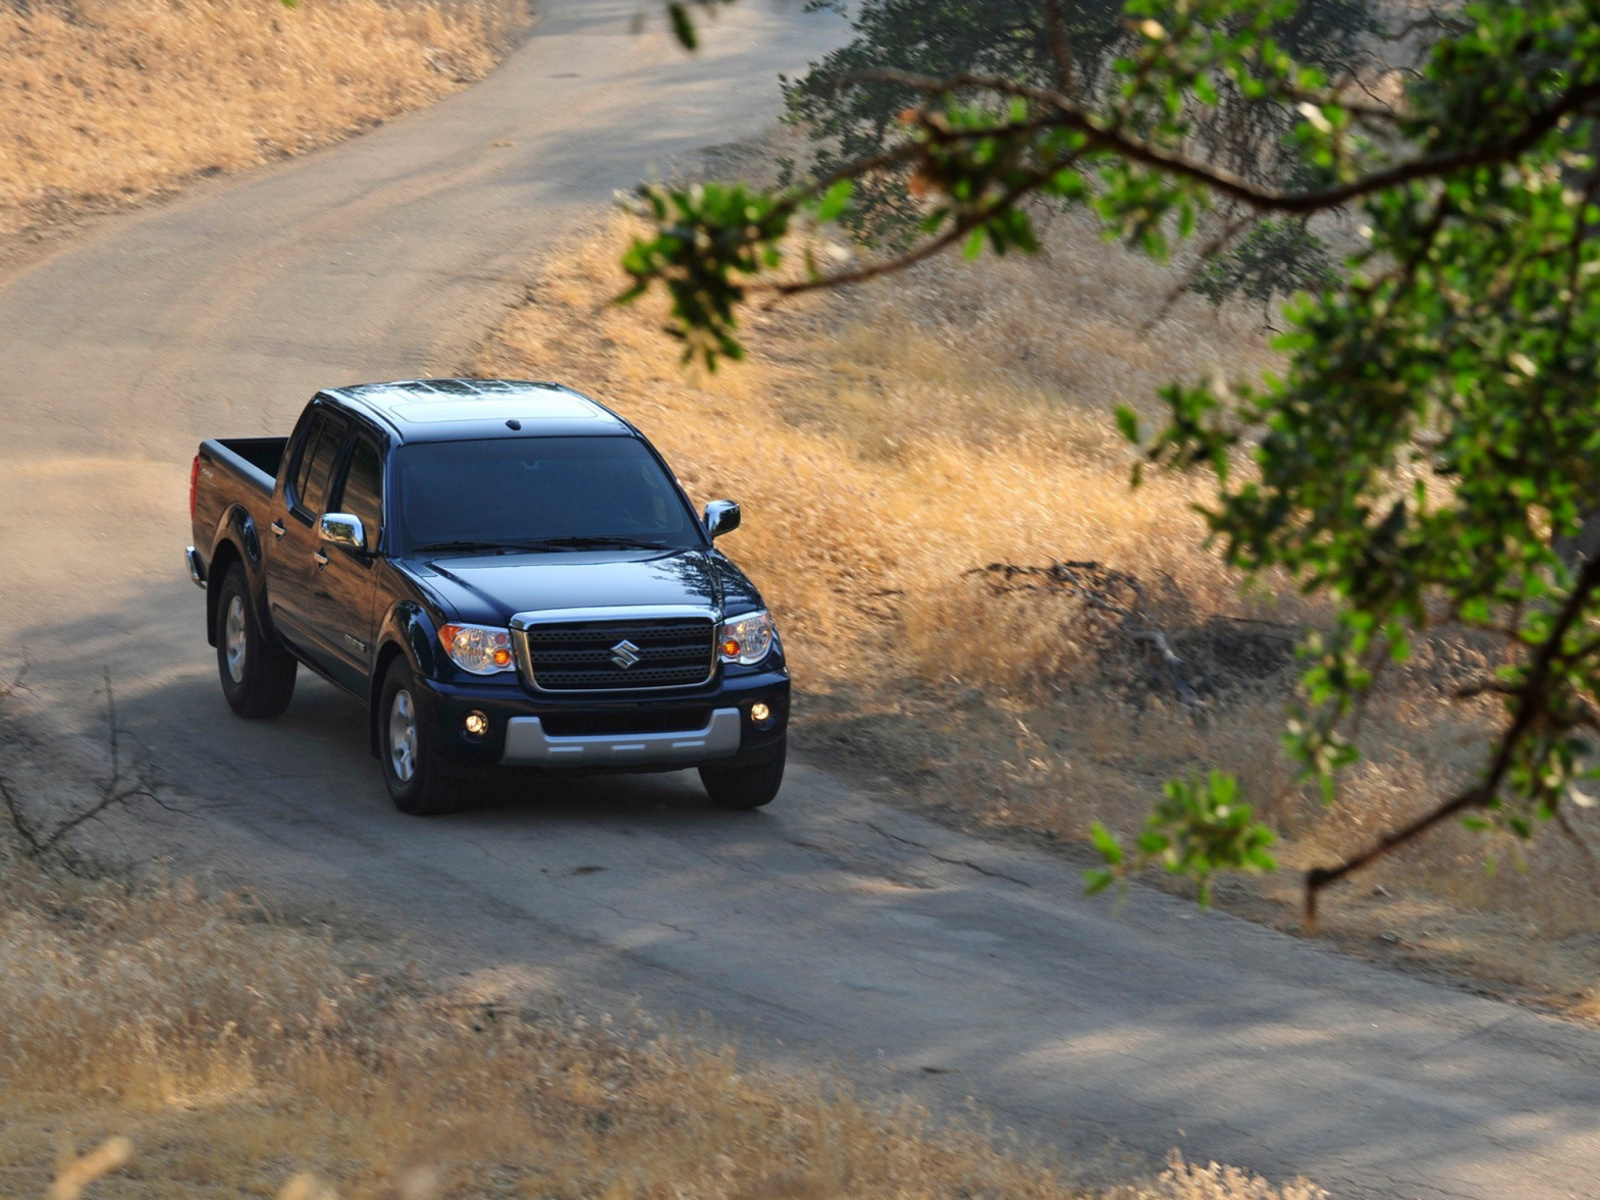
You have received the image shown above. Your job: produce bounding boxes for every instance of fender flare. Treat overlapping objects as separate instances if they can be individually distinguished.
[368,601,441,756]
[204,504,267,647]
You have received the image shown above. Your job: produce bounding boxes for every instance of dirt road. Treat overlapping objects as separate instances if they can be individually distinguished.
[1,4,1598,1197]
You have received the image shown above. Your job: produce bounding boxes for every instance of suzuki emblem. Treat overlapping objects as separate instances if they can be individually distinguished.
[610,639,642,669]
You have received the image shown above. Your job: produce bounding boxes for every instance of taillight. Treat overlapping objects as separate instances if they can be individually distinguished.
[189,454,200,520]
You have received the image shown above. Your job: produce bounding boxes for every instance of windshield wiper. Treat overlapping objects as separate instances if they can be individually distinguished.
[526,536,677,550]
[410,540,521,555]
[412,537,679,555]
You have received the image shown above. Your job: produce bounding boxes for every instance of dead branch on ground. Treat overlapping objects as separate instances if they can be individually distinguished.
[965,560,1275,707]
[0,665,175,869]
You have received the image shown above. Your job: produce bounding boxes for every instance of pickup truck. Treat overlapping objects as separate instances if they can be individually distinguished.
[186,379,789,815]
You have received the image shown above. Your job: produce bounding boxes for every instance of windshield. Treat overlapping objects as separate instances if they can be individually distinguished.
[394,436,704,553]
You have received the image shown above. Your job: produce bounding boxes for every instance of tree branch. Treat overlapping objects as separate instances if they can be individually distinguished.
[1305,547,1600,927]
[853,66,1600,215]
[759,162,1068,297]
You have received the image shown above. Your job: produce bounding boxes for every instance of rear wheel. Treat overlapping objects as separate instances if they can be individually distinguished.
[700,738,785,810]
[215,565,296,718]
[380,657,467,816]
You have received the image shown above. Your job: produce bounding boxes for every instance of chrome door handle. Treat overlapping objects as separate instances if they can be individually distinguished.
[313,550,329,569]
[270,520,285,539]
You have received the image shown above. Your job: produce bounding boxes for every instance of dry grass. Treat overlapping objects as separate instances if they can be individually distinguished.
[0,0,523,240]
[477,207,1600,1014]
[482,212,1279,697]
[0,835,1323,1200]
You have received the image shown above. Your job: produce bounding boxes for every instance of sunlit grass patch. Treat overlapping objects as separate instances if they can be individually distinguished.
[0,0,524,240]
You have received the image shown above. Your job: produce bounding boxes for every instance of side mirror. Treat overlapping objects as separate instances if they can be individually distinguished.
[320,512,367,552]
[704,500,741,540]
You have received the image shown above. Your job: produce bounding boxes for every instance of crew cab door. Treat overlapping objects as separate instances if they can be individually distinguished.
[265,408,346,656]
[306,433,385,694]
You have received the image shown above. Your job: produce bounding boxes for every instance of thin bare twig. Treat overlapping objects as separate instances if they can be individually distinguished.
[1553,805,1600,882]
[1144,209,1257,331]
[1040,0,1076,95]
[0,666,172,867]
[761,161,1071,298]
[1380,9,1472,44]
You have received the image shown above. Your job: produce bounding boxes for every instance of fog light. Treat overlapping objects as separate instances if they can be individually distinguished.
[463,711,489,738]
[750,702,771,724]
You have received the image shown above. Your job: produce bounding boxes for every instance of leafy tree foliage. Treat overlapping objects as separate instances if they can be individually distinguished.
[1188,216,1336,316]
[781,0,1369,303]
[627,0,1600,916]
[780,0,1130,245]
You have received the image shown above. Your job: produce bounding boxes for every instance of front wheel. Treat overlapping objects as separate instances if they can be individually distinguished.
[215,565,297,718]
[379,657,467,816]
[699,739,785,810]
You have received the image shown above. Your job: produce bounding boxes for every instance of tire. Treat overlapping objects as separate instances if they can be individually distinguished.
[215,565,297,718]
[379,657,468,816]
[699,738,785,810]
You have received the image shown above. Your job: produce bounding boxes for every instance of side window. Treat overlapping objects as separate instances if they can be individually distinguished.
[332,438,384,550]
[289,412,329,511]
[295,419,346,518]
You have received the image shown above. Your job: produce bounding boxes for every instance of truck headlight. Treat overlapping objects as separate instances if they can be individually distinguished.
[439,623,515,675]
[718,610,775,665]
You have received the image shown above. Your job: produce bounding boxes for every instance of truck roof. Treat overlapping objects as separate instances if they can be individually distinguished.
[323,379,633,443]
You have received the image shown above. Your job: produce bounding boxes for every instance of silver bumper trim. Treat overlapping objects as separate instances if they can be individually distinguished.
[501,707,742,767]
[185,546,206,589]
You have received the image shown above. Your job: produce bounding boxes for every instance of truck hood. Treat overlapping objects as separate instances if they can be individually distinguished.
[402,547,765,626]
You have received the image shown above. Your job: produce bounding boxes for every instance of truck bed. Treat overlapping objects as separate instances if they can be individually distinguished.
[191,436,288,583]
[209,437,287,487]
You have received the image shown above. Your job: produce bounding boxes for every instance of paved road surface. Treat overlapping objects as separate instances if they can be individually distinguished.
[1,5,1597,1197]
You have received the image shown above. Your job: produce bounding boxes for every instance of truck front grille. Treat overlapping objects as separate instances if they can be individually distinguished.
[515,618,716,693]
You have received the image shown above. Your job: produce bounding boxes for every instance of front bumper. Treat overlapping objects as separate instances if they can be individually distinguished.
[416,668,789,773]
[503,707,742,766]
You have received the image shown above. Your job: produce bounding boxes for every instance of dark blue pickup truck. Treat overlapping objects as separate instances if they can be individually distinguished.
[187,379,789,814]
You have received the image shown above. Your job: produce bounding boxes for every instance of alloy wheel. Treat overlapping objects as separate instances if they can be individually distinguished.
[389,688,418,783]
[224,595,248,683]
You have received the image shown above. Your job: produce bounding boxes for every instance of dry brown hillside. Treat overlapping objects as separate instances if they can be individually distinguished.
[0,0,523,244]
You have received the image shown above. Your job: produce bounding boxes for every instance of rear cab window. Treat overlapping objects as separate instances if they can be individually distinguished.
[288,410,346,521]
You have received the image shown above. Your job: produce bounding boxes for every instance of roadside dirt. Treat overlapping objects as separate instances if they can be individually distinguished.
[796,693,1600,1028]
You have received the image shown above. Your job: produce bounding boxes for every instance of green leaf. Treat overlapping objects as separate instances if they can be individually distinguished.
[667,2,697,50]
[816,179,853,223]
[1116,404,1142,443]
[1137,830,1170,855]
[1090,821,1124,867]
